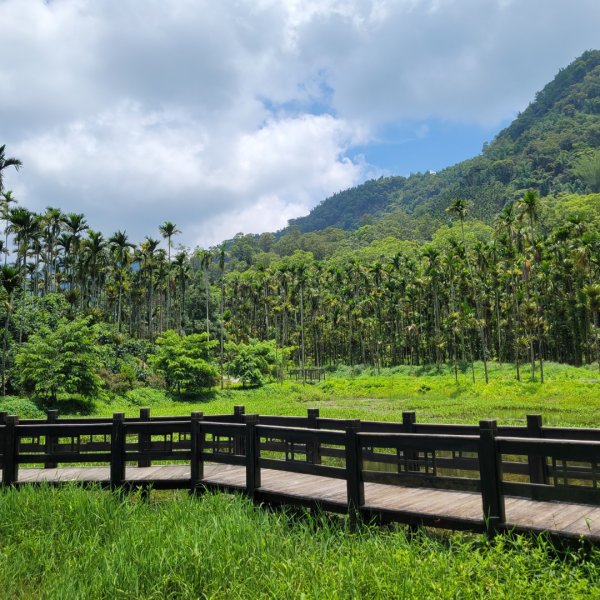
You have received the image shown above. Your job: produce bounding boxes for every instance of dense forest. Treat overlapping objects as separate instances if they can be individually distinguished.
[0,52,599,403]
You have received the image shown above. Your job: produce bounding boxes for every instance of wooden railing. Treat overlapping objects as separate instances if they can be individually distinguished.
[2,407,600,533]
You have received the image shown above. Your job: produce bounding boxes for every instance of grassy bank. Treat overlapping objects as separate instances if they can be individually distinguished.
[21,361,595,427]
[0,485,598,599]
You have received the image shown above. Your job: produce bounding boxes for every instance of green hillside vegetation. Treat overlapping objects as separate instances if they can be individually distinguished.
[287,50,600,235]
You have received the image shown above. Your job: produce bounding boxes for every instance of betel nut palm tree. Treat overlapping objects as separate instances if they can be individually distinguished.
[0,145,22,193]
[159,221,181,329]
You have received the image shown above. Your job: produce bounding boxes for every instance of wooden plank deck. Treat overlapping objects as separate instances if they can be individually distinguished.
[16,464,600,541]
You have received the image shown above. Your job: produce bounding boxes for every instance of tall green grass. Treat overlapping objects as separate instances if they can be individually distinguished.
[0,485,598,599]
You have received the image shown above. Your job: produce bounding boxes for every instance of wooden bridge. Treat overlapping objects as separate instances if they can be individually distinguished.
[3,407,600,542]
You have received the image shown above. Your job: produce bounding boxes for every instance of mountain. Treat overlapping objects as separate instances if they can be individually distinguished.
[287,50,600,234]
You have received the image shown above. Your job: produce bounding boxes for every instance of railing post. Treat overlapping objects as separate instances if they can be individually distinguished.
[478,420,505,534]
[345,419,364,527]
[307,408,321,465]
[110,412,126,490]
[2,415,18,486]
[234,405,246,455]
[138,407,151,468]
[0,411,7,424]
[45,409,59,469]
[526,414,548,485]
[190,411,204,493]
[402,411,417,472]
[244,414,260,499]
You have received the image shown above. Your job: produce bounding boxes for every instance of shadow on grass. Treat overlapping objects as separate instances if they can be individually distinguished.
[170,383,265,404]
[39,396,97,416]
[170,389,218,403]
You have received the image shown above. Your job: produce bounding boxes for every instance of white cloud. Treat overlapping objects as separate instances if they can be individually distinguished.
[14,105,366,246]
[1,0,599,246]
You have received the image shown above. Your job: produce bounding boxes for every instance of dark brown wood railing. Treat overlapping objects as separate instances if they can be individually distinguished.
[2,407,600,536]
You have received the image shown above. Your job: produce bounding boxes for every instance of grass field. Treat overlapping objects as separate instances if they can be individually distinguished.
[78,361,600,428]
[2,361,600,598]
[0,485,598,599]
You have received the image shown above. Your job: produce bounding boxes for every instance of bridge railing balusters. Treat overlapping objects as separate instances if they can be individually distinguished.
[137,407,151,468]
[345,419,364,523]
[234,405,245,455]
[526,414,548,485]
[402,411,417,472]
[44,409,59,470]
[2,415,18,486]
[478,420,505,532]
[307,408,321,465]
[0,412,6,471]
[190,411,204,492]
[110,413,126,490]
[244,414,261,499]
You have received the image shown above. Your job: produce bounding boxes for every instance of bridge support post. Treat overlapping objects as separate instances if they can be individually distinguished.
[526,414,548,485]
[478,420,505,535]
[110,413,126,490]
[307,408,321,465]
[190,412,204,493]
[402,411,418,472]
[345,419,364,528]
[244,414,261,500]
[45,410,58,469]
[234,405,245,455]
[2,415,18,486]
[138,407,151,468]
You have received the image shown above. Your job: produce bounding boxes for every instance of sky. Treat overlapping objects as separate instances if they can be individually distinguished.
[1,0,599,249]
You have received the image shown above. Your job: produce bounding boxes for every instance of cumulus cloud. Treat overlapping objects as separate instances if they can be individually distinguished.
[14,103,366,246]
[1,0,599,247]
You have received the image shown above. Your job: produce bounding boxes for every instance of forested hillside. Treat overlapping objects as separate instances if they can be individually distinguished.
[288,50,600,234]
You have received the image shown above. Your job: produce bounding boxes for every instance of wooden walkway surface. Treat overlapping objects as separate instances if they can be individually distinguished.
[18,464,600,541]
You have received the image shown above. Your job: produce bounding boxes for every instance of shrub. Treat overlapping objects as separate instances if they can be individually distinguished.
[0,397,45,419]
[124,388,171,407]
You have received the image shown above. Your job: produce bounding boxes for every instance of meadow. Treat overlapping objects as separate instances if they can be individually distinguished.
[47,361,600,427]
[2,361,600,598]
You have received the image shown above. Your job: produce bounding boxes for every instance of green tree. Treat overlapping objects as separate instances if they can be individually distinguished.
[150,330,217,394]
[14,317,102,402]
[1,265,21,395]
[446,198,490,383]
[574,150,600,192]
[159,221,181,329]
[108,230,135,332]
[226,339,277,387]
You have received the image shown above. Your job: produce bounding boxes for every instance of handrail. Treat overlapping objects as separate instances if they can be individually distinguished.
[5,407,600,536]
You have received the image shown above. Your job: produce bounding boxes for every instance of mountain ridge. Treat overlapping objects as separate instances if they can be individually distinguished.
[286,50,600,235]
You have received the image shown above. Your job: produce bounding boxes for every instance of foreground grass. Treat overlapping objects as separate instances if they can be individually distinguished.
[0,485,598,599]
[72,361,600,427]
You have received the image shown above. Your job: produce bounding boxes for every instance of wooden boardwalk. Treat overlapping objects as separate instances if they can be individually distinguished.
[17,464,600,541]
[4,407,600,542]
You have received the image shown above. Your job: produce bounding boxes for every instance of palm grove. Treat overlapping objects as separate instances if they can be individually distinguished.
[0,142,599,405]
